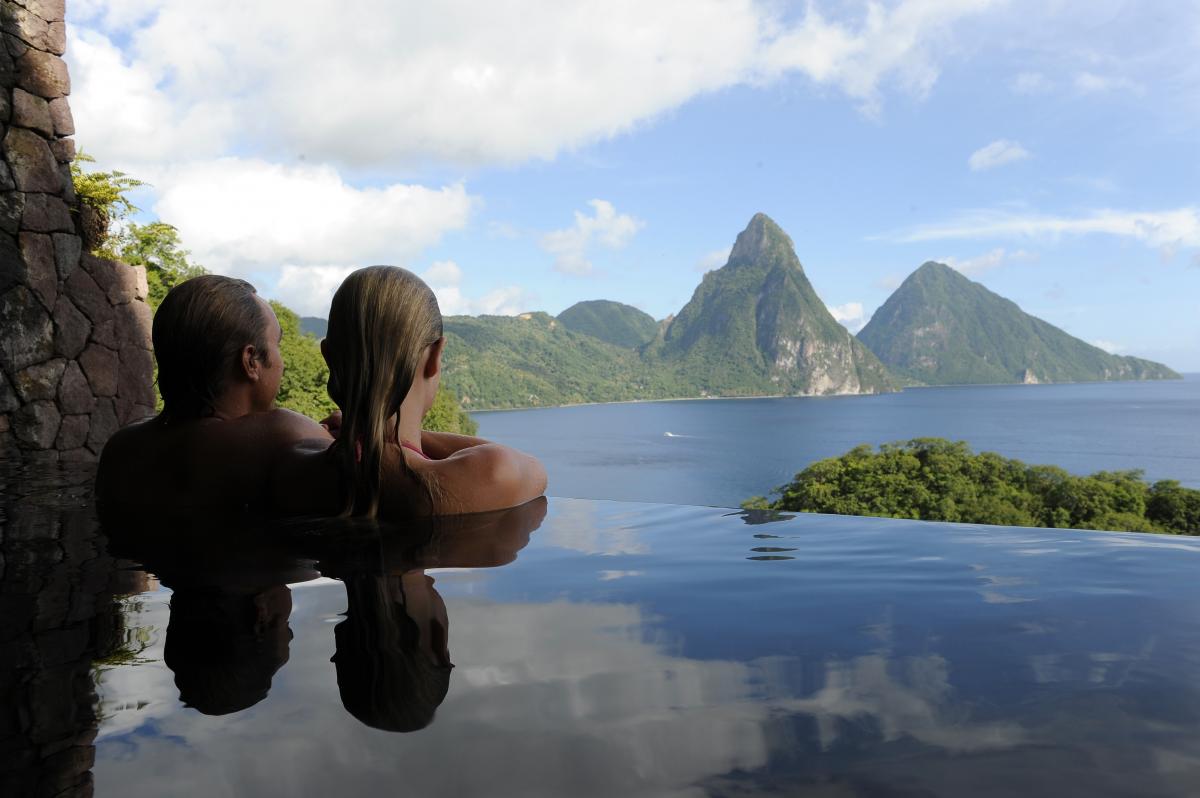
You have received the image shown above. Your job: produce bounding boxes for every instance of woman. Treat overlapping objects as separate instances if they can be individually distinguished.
[279,266,546,518]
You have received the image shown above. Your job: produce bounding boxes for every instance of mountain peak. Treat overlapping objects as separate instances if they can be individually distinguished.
[911,261,960,281]
[859,261,1180,385]
[651,214,895,396]
[729,213,793,264]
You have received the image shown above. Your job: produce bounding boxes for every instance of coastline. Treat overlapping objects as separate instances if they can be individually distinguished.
[466,373,1195,414]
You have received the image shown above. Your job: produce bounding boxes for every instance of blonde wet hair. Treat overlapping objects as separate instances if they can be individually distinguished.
[325,266,443,517]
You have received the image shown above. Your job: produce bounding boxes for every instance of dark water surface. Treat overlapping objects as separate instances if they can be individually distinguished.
[476,375,1200,506]
[6,461,1200,796]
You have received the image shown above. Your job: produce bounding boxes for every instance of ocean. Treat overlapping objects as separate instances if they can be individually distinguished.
[475,375,1200,507]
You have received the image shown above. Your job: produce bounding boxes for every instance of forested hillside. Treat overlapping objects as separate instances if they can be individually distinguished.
[441,312,668,408]
[556,300,658,348]
[858,262,1179,385]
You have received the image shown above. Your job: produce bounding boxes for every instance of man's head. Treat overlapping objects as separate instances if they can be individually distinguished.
[153,275,283,420]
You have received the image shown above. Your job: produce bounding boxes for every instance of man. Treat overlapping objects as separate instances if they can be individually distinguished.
[97,275,333,511]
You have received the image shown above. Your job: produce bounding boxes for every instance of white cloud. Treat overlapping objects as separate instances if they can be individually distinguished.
[895,207,1200,251]
[150,158,474,277]
[760,0,1003,117]
[943,248,1005,275]
[70,0,162,30]
[599,570,644,581]
[275,265,357,318]
[941,248,1036,276]
[275,258,530,318]
[1011,71,1052,94]
[830,301,870,333]
[1074,71,1141,94]
[67,28,233,168]
[540,200,643,276]
[968,139,1031,171]
[695,247,732,272]
[68,0,1001,168]
[423,260,463,286]
[1091,339,1125,354]
[474,287,532,316]
[421,261,530,318]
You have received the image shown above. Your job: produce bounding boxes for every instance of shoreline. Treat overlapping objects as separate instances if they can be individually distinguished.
[467,373,1194,414]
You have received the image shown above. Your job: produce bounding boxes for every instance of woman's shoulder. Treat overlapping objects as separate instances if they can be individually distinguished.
[417,443,547,515]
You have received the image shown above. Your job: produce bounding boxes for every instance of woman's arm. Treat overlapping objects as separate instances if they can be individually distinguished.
[420,430,491,459]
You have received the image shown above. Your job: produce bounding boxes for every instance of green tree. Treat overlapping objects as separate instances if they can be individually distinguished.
[70,152,146,258]
[424,383,479,435]
[1147,481,1200,534]
[749,438,1200,536]
[117,222,206,311]
[270,301,338,420]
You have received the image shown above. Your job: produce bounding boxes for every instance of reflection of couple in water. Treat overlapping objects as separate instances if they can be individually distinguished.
[112,498,546,732]
[96,265,546,517]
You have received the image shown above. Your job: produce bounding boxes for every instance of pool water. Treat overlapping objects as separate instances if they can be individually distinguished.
[5,461,1200,796]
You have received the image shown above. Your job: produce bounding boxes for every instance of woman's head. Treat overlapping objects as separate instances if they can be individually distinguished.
[323,266,444,517]
[153,275,280,420]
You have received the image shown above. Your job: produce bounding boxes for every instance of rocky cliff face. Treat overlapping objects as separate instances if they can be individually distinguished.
[857,261,1180,385]
[648,213,895,396]
[0,0,155,460]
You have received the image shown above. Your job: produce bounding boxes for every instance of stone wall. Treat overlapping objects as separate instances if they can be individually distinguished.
[1,0,155,462]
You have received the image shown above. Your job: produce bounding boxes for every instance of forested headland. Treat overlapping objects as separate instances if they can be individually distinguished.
[744,438,1200,535]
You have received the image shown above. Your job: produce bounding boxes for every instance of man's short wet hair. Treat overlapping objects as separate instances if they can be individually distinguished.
[153,275,270,420]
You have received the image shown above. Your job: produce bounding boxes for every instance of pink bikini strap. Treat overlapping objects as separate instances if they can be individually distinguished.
[401,441,428,459]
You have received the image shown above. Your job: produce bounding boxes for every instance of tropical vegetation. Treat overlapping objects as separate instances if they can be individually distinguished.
[556,299,659,348]
[744,438,1200,536]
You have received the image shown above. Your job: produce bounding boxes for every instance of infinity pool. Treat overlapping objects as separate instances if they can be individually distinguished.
[5,460,1200,797]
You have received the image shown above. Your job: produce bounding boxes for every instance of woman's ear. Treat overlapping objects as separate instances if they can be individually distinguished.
[424,337,445,379]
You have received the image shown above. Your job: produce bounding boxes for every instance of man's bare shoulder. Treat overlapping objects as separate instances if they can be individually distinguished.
[96,415,165,503]
[248,408,333,444]
[98,414,160,464]
[99,409,328,478]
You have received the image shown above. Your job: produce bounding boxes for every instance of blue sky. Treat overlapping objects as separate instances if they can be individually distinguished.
[66,0,1200,369]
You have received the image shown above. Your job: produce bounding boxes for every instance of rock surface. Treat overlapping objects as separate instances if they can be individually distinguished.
[1,2,155,456]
